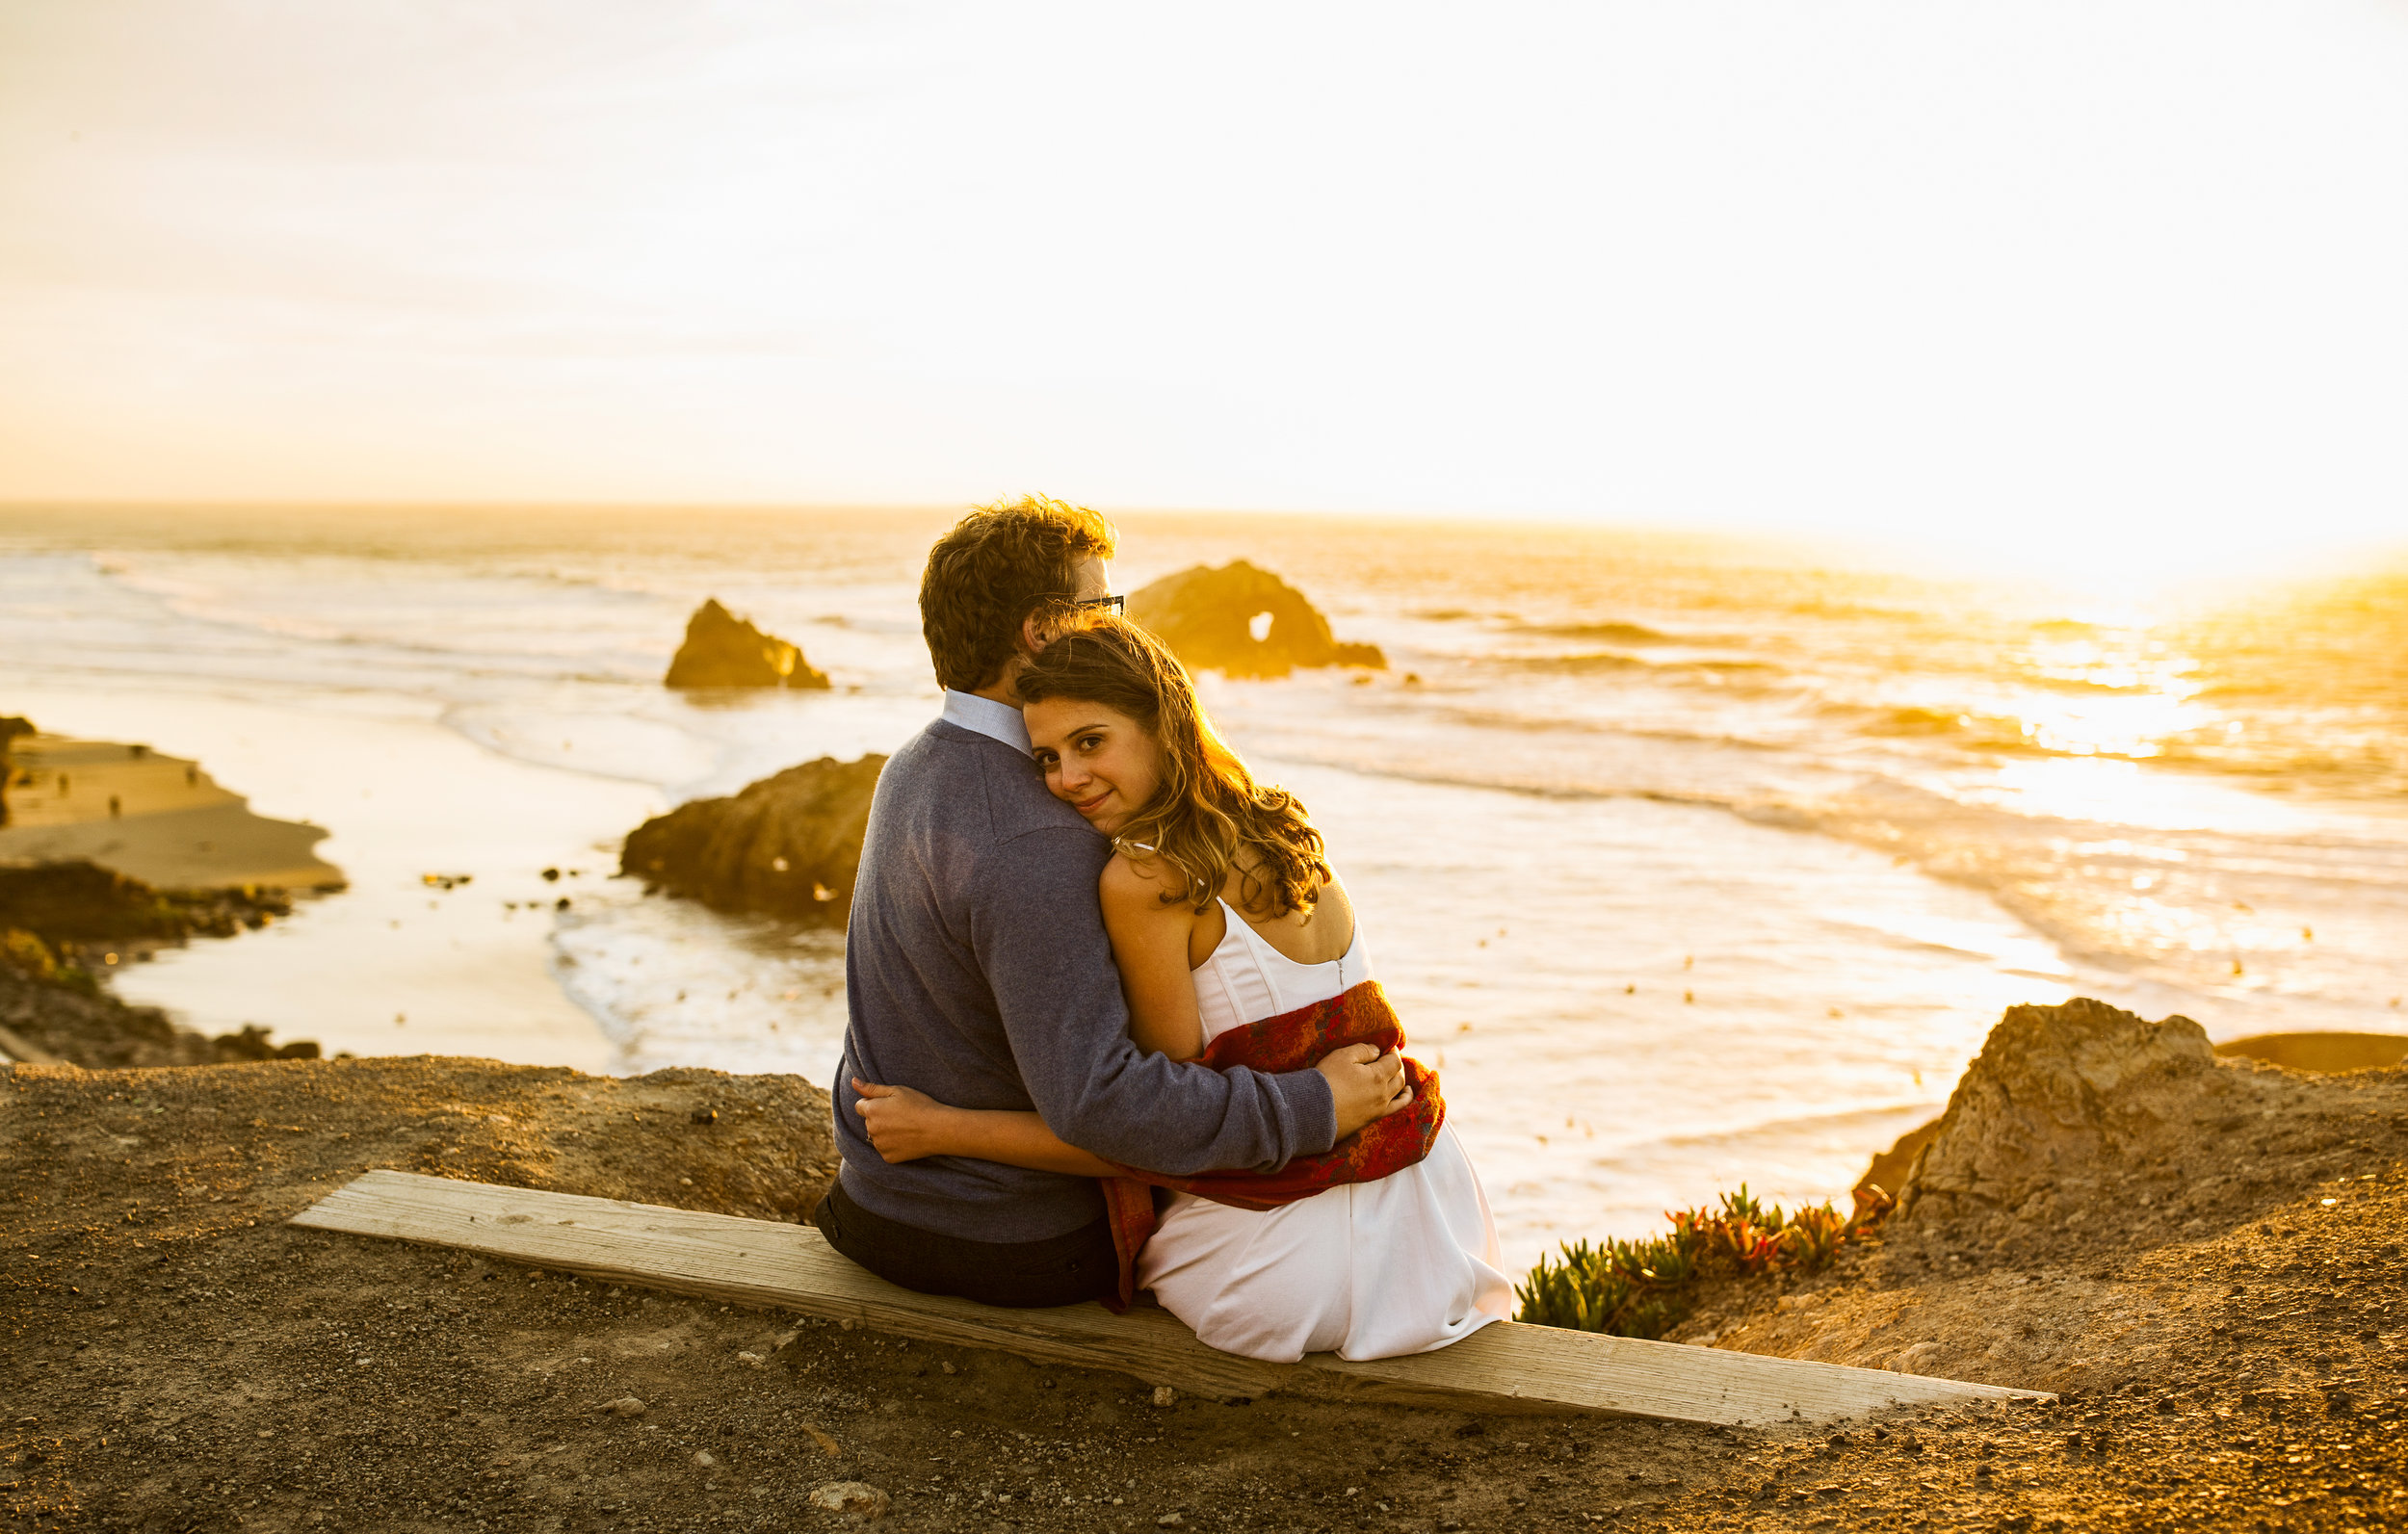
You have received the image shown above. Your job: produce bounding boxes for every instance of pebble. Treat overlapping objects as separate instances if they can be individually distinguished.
[1157,1517,1184,1528]
[694,1450,717,1468]
[1152,1386,1177,1408]
[600,1397,646,1417]
[808,1480,891,1519]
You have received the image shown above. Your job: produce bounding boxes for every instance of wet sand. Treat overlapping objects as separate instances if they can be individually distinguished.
[4,686,663,1071]
[0,734,343,891]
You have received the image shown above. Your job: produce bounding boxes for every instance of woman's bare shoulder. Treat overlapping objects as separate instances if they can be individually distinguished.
[1099,847,1184,912]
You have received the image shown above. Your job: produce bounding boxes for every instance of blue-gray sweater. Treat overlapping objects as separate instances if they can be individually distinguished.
[833,718,1337,1242]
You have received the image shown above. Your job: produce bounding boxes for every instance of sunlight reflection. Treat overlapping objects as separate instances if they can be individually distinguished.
[1973,757,2317,834]
[2014,686,2205,761]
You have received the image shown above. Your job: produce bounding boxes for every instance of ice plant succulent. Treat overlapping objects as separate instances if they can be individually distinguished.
[1515,1183,1896,1338]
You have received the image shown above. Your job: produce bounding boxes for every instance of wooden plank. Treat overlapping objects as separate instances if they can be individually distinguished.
[0,1023,64,1066]
[291,1168,1289,1401]
[292,1170,2046,1426]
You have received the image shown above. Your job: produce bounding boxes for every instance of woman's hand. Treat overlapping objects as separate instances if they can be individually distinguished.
[851,1079,960,1164]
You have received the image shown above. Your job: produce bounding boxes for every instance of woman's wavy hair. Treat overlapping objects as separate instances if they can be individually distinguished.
[1018,615,1330,917]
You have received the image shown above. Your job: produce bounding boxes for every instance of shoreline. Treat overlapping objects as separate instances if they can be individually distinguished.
[0,695,660,1071]
[1,732,344,892]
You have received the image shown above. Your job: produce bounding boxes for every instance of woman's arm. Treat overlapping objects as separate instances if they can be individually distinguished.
[851,853,1403,1175]
[851,1079,1119,1177]
[1097,853,1208,1059]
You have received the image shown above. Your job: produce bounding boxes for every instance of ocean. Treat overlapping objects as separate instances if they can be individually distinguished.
[5,503,2404,1273]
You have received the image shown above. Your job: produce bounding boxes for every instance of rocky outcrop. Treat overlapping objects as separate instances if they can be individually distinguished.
[0,860,316,1067]
[0,860,288,949]
[664,600,830,690]
[0,962,320,1068]
[1855,1116,1941,1196]
[1127,561,1385,680]
[1895,997,2219,1231]
[0,715,31,827]
[620,755,884,926]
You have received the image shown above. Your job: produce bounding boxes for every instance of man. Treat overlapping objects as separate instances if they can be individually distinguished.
[817,495,1406,1307]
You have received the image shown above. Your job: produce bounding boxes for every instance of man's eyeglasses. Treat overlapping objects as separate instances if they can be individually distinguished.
[1073,594,1124,615]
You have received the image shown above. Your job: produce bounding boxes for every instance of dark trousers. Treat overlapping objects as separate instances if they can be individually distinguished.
[809,1178,1117,1309]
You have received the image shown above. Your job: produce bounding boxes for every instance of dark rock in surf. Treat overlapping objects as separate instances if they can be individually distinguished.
[1126,561,1385,680]
[664,600,830,690]
[0,959,292,1069]
[619,755,885,927]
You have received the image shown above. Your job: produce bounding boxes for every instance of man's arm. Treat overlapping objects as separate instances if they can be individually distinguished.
[975,826,1336,1176]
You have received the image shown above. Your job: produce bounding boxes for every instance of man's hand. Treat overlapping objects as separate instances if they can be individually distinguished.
[1315,1044,1412,1140]
[851,1079,956,1164]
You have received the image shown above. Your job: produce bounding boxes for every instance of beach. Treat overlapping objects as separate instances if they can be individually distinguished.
[5,505,2408,1532]
[5,504,2406,1270]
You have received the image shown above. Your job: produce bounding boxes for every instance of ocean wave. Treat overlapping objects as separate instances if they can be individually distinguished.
[2022,674,2157,696]
[1853,705,1966,738]
[1408,607,1510,622]
[1511,620,1677,644]
[1650,1101,1949,1154]
[1498,650,1651,674]
[1238,692,2408,1021]
[1835,702,2151,762]
[1494,651,1784,680]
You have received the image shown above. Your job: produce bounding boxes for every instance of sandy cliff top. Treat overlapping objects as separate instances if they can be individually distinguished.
[6,1000,2406,1531]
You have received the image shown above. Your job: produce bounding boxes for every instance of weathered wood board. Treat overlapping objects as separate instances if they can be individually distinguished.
[293,1170,2047,1426]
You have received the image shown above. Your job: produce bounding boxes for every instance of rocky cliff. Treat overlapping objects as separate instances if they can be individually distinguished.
[1127,561,1385,680]
[663,599,831,690]
[1892,995,2223,1237]
[619,755,884,925]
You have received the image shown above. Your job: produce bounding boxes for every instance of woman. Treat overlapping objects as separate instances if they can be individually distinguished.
[851,616,1511,1362]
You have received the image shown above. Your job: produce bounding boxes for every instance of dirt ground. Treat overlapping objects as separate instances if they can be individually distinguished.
[6,1010,2407,1533]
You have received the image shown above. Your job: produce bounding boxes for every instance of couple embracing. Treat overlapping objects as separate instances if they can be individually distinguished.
[816,496,1511,1362]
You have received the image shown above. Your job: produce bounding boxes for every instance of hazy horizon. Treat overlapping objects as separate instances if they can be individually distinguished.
[7,2,2407,583]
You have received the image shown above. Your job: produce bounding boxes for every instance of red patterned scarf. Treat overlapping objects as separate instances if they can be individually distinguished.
[1096,978,1445,1313]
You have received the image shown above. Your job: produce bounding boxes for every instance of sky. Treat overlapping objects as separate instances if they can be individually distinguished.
[3,1,2405,576]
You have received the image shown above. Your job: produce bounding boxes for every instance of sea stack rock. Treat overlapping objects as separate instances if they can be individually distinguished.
[1895,997,2219,1233]
[664,600,830,690]
[619,755,884,926]
[1126,560,1385,680]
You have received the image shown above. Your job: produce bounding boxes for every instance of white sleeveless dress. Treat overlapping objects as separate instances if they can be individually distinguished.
[1134,899,1515,1362]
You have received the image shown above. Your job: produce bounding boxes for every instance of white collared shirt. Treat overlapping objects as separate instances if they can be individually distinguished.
[939,689,1032,757]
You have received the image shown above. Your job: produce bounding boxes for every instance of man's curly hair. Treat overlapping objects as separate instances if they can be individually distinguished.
[919,495,1118,692]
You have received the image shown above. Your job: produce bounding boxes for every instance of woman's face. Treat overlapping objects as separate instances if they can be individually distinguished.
[1025,697,1161,836]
